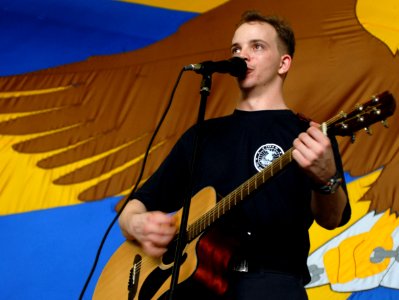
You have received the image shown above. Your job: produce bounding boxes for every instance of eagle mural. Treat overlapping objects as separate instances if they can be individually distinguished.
[0,0,398,299]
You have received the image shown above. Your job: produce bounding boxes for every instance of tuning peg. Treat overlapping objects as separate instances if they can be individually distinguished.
[364,127,373,135]
[371,94,380,103]
[351,133,356,143]
[372,107,382,115]
[381,119,389,128]
[355,104,364,111]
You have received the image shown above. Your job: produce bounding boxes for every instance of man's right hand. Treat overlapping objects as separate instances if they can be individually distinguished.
[119,199,177,258]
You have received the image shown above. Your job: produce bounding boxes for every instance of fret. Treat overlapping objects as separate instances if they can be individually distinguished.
[187,226,192,241]
[189,225,194,240]
[198,218,201,234]
[190,224,195,240]
[213,207,216,222]
[199,218,203,234]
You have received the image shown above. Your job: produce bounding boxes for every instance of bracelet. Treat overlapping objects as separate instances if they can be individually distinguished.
[313,171,342,195]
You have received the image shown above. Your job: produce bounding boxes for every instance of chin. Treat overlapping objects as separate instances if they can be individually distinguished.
[238,81,255,91]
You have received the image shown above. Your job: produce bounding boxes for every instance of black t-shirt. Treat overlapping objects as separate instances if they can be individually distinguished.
[133,109,350,285]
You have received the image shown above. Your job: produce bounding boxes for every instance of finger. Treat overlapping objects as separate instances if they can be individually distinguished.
[306,126,328,143]
[293,135,318,163]
[298,131,320,150]
[148,211,177,226]
[301,129,332,162]
[310,121,320,127]
[291,148,305,166]
[310,120,329,136]
[144,232,173,245]
[141,241,168,258]
[307,126,333,150]
[147,213,177,236]
[147,232,176,247]
[144,220,177,238]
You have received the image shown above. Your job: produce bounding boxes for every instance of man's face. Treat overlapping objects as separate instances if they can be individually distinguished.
[231,22,286,91]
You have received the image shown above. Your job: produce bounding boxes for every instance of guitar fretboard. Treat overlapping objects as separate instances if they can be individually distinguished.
[186,148,294,241]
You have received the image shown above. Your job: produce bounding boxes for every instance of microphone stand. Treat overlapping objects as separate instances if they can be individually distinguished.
[168,73,212,299]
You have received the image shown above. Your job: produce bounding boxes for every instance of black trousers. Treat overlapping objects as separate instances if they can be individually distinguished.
[166,271,308,300]
[225,271,308,300]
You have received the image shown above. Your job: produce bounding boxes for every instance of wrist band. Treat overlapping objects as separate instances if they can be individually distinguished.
[313,171,342,195]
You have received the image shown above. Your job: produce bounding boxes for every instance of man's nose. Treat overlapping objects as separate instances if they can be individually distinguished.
[238,48,250,61]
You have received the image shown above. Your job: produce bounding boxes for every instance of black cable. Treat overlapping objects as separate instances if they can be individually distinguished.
[79,67,186,300]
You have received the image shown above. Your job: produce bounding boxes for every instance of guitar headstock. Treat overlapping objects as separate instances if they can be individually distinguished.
[327,91,396,139]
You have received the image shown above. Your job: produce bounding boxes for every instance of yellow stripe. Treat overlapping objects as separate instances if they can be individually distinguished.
[0,131,165,215]
[310,169,381,252]
[307,170,381,299]
[118,0,230,13]
[0,85,76,98]
[356,0,399,54]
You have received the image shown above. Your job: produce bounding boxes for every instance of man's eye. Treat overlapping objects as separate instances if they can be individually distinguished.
[231,48,240,54]
[254,44,263,50]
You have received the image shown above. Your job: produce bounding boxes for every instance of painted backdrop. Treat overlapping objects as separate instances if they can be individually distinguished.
[0,0,398,299]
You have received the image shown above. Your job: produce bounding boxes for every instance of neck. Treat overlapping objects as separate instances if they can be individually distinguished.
[237,88,288,111]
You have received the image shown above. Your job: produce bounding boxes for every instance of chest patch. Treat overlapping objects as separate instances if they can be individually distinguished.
[253,143,285,172]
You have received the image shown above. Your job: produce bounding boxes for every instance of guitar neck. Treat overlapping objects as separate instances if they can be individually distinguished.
[187,147,294,241]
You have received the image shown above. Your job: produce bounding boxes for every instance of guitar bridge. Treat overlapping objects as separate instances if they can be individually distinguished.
[128,254,142,299]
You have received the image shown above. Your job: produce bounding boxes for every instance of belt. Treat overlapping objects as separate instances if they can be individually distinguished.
[231,259,249,272]
[230,259,304,282]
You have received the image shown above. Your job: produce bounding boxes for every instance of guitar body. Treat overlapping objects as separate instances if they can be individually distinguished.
[93,186,218,300]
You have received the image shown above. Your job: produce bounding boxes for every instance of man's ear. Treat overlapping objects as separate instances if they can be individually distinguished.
[278,54,292,75]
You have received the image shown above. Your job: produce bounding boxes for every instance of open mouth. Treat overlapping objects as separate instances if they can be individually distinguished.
[243,68,253,78]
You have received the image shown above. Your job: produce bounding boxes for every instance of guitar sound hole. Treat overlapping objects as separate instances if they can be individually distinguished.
[139,253,187,300]
[161,237,185,265]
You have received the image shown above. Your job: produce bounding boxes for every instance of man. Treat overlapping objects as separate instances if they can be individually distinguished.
[119,10,351,300]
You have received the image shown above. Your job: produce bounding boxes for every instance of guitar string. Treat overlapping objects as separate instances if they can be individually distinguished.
[130,99,389,283]
[135,107,373,258]
[187,102,388,240]
[134,103,382,267]
[185,109,357,239]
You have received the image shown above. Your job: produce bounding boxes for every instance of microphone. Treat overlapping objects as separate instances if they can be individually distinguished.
[184,57,247,78]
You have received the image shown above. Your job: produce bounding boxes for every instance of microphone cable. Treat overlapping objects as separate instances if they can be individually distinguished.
[79,67,186,300]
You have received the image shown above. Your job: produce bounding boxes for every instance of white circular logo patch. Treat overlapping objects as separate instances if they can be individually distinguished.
[253,143,284,172]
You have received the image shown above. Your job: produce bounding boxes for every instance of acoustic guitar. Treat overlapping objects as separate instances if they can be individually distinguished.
[93,91,396,300]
